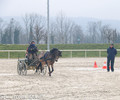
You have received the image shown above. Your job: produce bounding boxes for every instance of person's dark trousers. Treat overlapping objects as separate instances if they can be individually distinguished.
[107,57,115,72]
[32,53,34,59]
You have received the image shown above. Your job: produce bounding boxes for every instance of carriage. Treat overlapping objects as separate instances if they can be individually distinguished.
[17,48,62,76]
[17,58,47,76]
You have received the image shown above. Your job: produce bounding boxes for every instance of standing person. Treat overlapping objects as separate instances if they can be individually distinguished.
[107,44,117,72]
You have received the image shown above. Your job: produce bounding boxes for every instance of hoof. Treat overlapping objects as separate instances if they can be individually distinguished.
[48,72,51,76]
[34,71,40,74]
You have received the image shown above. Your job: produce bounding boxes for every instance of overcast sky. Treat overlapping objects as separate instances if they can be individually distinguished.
[0,0,120,20]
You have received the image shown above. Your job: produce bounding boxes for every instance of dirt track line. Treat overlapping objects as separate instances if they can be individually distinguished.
[0,73,17,76]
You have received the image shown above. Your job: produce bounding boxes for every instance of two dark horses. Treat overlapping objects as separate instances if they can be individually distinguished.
[36,48,62,76]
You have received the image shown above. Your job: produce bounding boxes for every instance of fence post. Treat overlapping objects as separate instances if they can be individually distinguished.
[8,51,10,59]
[99,51,101,57]
[85,50,87,58]
[70,51,72,58]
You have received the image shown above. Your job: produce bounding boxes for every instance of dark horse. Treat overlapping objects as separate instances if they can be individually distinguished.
[36,48,62,76]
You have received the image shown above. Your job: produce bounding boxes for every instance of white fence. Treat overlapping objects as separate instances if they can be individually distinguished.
[0,49,119,59]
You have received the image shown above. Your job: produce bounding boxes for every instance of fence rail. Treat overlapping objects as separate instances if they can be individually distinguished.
[0,49,120,59]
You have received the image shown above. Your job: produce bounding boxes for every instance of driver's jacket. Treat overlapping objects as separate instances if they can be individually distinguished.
[27,44,38,54]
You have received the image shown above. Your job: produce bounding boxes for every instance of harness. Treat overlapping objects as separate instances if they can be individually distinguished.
[40,52,56,65]
[44,52,49,65]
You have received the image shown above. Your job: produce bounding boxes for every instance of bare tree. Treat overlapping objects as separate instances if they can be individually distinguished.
[49,23,56,44]
[23,13,46,44]
[53,12,76,44]
[101,25,117,43]
[87,22,99,43]
[14,22,22,44]
[1,18,15,44]
[23,14,29,42]
[33,15,46,44]
[111,29,117,43]
[23,13,36,43]
[10,18,15,44]
[116,32,120,43]
[0,18,5,44]
[1,13,120,44]
[29,14,37,42]
[73,25,84,44]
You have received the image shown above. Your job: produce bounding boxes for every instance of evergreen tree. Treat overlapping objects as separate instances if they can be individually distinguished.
[14,28,20,44]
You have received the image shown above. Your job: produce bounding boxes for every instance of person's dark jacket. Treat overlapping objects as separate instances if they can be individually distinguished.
[28,44,38,54]
[107,47,117,59]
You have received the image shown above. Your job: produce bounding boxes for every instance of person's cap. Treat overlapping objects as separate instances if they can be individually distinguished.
[110,44,114,46]
[31,40,35,43]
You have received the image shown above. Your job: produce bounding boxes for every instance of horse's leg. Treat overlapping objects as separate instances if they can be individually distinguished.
[35,67,38,73]
[48,65,51,76]
[51,64,54,73]
[40,62,42,72]
[36,62,42,73]
[36,64,39,73]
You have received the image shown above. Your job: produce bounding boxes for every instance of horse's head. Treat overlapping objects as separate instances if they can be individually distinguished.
[50,48,62,62]
[58,50,62,57]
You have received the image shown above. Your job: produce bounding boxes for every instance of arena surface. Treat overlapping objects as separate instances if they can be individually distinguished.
[0,58,120,100]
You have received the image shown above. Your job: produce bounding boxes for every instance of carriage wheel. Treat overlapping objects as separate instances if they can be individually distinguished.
[17,61,27,76]
[21,63,27,76]
[17,61,22,75]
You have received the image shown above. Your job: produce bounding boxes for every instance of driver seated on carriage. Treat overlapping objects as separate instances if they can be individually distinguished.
[26,41,38,63]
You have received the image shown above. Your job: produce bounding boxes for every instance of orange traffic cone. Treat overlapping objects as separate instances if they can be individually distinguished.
[102,61,107,69]
[93,61,98,68]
